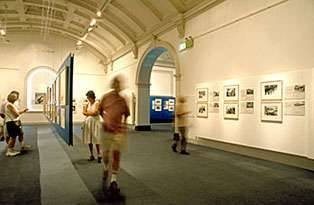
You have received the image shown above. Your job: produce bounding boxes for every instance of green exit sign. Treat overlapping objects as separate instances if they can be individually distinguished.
[179,36,194,51]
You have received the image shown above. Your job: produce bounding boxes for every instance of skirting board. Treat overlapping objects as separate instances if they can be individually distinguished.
[188,137,314,171]
[134,125,151,131]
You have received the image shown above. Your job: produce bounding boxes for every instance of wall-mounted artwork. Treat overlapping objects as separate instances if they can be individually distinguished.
[261,80,282,100]
[240,102,254,114]
[240,88,254,101]
[224,85,239,101]
[34,92,46,104]
[210,90,220,102]
[168,99,175,105]
[223,103,239,120]
[261,102,282,122]
[208,102,219,113]
[285,84,305,99]
[284,100,305,116]
[197,88,208,102]
[197,103,208,118]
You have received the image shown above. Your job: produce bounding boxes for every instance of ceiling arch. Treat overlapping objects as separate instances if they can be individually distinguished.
[0,0,224,62]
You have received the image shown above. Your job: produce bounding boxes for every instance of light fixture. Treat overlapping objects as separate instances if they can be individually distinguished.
[0,29,6,36]
[82,33,88,40]
[96,11,102,17]
[76,40,82,46]
[89,18,97,27]
[87,27,93,32]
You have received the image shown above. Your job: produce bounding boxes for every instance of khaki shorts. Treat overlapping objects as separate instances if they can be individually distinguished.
[100,132,128,151]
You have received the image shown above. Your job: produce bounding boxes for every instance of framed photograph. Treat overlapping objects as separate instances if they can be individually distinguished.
[284,100,305,116]
[34,92,46,104]
[261,80,282,100]
[168,105,174,112]
[155,98,162,106]
[168,99,175,105]
[197,103,208,118]
[223,103,239,120]
[208,102,219,113]
[240,101,254,114]
[224,85,239,101]
[285,84,305,99]
[240,88,254,101]
[197,88,208,102]
[210,90,220,102]
[261,102,282,122]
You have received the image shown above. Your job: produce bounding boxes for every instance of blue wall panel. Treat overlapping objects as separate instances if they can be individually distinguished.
[150,96,175,123]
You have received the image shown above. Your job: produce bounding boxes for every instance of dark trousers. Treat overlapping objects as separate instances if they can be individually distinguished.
[173,127,187,151]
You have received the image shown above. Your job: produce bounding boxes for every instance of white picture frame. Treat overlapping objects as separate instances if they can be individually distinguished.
[261,102,283,122]
[197,88,208,102]
[240,101,254,114]
[240,88,254,101]
[261,80,283,100]
[208,102,219,113]
[284,100,305,116]
[197,103,208,118]
[285,84,305,99]
[210,90,220,102]
[223,103,239,120]
[224,85,239,101]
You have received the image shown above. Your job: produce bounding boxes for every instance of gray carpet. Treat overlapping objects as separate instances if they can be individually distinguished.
[0,126,41,205]
[67,125,314,205]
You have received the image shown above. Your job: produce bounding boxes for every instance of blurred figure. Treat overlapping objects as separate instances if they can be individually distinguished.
[99,75,130,198]
[82,90,102,162]
[0,91,20,143]
[4,92,29,157]
[172,96,190,155]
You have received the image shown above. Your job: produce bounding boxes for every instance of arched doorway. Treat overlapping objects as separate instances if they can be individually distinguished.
[26,66,56,111]
[135,40,181,130]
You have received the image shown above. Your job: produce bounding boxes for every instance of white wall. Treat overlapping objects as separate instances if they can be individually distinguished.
[108,0,314,158]
[150,66,176,97]
[167,0,314,158]
[0,33,107,123]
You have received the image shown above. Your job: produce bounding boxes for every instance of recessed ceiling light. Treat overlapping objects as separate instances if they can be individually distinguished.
[0,29,6,36]
[76,40,82,46]
[90,18,97,26]
[87,27,93,32]
[96,11,102,17]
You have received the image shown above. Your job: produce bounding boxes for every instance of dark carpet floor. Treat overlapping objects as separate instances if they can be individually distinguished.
[66,125,314,205]
[0,126,41,205]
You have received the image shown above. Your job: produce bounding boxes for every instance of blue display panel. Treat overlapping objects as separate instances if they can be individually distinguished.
[44,54,73,145]
[150,96,175,123]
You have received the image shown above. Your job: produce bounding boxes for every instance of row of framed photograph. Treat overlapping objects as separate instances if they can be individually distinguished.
[196,80,306,122]
[197,101,305,122]
[197,80,305,102]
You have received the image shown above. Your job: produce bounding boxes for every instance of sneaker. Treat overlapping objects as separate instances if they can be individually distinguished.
[171,144,177,152]
[97,156,102,163]
[180,150,190,155]
[6,150,20,157]
[102,170,109,191]
[21,144,31,151]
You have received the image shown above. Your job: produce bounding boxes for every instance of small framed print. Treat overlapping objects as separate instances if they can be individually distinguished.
[284,100,305,116]
[197,103,208,118]
[261,80,282,100]
[223,103,239,120]
[224,85,239,101]
[285,84,305,99]
[240,88,254,101]
[197,88,208,102]
[208,102,219,113]
[210,90,220,102]
[261,102,282,122]
[240,101,254,114]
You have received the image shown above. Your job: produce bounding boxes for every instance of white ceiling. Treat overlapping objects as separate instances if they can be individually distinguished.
[0,0,224,62]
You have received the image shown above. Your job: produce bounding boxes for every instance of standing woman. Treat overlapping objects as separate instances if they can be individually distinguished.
[82,90,102,162]
[5,92,28,157]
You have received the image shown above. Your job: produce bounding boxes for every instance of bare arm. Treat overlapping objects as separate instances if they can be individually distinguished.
[7,104,28,118]
[83,102,99,116]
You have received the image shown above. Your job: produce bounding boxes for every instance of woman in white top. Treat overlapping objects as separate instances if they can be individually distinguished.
[5,92,29,157]
[82,90,102,162]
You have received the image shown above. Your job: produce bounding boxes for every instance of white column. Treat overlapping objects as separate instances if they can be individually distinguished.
[135,82,151,130]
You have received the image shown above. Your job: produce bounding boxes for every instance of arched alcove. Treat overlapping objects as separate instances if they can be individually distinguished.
[26,66,56,111]
[135,40,181,130]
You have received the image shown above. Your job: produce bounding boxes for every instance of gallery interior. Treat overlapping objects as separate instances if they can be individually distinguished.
[0,0,314,204]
